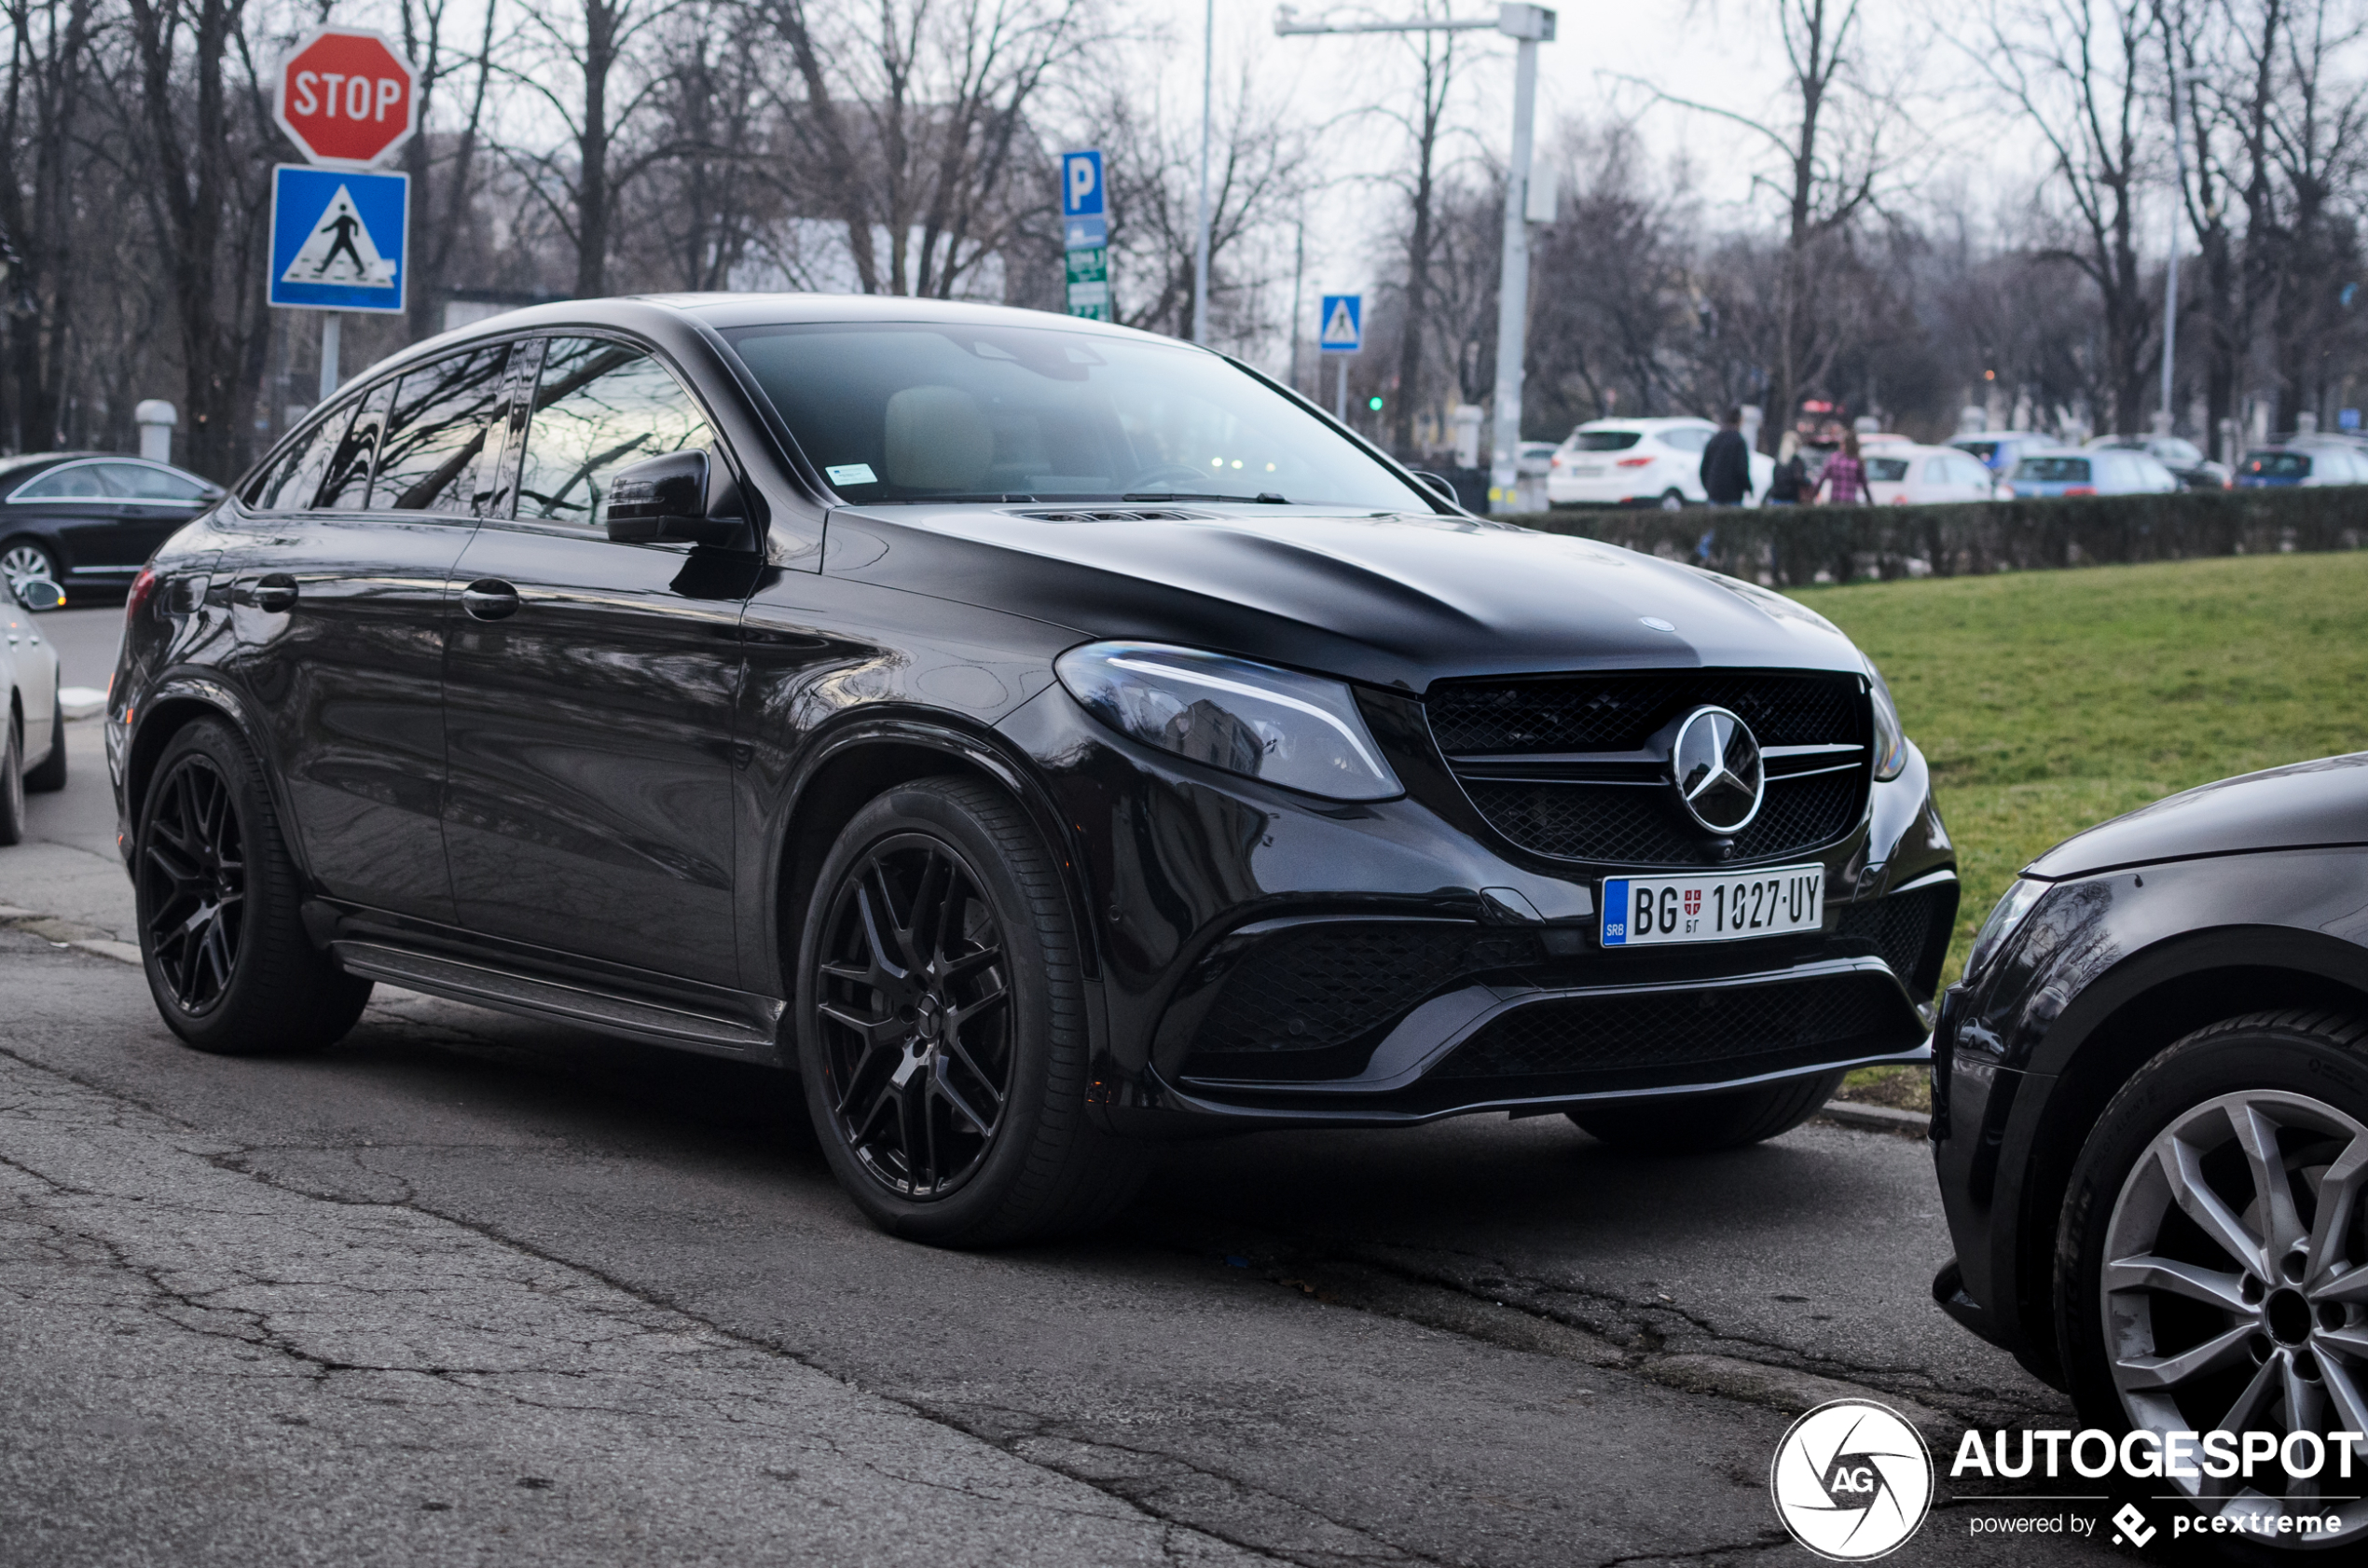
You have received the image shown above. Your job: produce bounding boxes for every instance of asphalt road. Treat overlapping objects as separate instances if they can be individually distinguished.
[1,607,2128,1567]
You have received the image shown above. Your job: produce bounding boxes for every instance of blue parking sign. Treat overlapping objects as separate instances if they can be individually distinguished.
[1061,149,1104,218]
[268,164,408,313]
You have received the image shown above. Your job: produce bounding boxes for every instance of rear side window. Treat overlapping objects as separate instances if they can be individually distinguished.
[248,406,355,510]
[11,462,109,500]
[2244,450,2309,478]
[316,383,394,510]
[96,462,211,502]
[1954,441,1998,464]
[1574,431,1640,452]
[1659,427,1712,453]
[516,337,712,528]
[2017,456,2090,483]
[370,345,513,513]
[1866,458,1909,482]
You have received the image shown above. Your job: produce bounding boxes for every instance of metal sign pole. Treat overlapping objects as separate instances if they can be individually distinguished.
[319,313,341,400]
[1277,3,1556,511]
[1337,357,1347,422]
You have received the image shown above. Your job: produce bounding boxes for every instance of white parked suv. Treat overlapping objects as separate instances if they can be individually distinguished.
[1544,419,1775,510]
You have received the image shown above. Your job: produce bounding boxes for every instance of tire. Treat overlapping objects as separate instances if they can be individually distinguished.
[132,718,372,1054]
[23,690,65,792]
[796,776,1147,1246]
[1658,488,1687,512]
[0,537,62,604]
[2056,1010,2368,1554]
[1566,1070,1844,1152]
[0,708,23,846]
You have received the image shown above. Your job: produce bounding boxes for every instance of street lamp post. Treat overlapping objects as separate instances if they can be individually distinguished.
[2159,66,2208,436]
[1276,3,1558,511]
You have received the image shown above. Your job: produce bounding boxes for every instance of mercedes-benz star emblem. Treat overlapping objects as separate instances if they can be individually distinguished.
[1672,706,1765,834]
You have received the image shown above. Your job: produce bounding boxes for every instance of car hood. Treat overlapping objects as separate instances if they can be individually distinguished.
[2029,753,2368,878]
[821,505,1869,691]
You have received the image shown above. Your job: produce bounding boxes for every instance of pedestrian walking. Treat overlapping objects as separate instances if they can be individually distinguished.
[1767,433,1806,506]
[1815,431,1870,505]
[1700,406,1753,506]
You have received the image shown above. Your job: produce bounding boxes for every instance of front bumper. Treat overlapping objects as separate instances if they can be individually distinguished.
[998,684,1958,1133]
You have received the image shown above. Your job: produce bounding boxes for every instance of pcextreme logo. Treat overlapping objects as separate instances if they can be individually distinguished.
[1769,1399,1935,1561]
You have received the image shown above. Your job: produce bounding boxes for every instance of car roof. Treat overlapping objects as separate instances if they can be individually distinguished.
[1571,417,1714,435]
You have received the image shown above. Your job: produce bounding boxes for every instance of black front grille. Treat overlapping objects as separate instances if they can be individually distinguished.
[1431,670,1869,867]
[1431,671,1861,754]
[1434,971,1907,1086]
[1195,923,1477,1057]
[1835,880,1960,1001]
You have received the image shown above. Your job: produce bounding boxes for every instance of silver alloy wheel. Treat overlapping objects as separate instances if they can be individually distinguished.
[2102,1089,2368,1544]
[1,541,59,602]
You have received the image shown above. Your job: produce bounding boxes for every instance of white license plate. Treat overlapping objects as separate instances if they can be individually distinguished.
[1572,463,1605,476]
[1601,864,1825,947]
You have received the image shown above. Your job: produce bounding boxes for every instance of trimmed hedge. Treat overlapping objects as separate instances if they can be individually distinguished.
[1500,487,2368,585]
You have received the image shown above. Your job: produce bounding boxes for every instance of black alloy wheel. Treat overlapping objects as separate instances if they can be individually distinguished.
[814,831,1014,1198]
[798,777,1147,1245]
[133,720,372,1055]
[139,748,247,1011]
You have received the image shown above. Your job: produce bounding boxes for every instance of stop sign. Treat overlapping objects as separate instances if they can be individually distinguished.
[273,27,419,167]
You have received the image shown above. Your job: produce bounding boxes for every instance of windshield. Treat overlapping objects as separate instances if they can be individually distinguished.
[2017,456,2090,483]
[721,321,1432,510]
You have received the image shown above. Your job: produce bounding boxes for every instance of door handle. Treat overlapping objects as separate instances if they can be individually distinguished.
[461,579,519,621]
[250,574,298,612]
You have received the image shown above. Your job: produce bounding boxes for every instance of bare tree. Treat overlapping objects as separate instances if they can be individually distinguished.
[0,0,98,450]
[761,0,1100,298]
[399,0,502,338]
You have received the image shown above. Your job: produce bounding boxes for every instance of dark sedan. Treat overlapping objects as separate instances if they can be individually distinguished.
[1934,757,2368,1551]
[107,294,1956,1246]
[0,452,224,606]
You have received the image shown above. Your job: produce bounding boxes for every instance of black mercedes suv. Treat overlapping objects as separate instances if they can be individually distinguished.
[108,295,1955,1245]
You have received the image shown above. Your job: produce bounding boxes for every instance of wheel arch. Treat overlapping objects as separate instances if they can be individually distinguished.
[764,716,1099,1005]
[2005,929,2368,1378]
[121,680,314,885]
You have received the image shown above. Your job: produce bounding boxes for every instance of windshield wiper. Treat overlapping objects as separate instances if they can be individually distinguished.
[856,492,1040,504]
[1122,491,1289,504]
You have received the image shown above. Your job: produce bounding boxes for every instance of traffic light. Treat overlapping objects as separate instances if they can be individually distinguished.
[1367,395,1384,412]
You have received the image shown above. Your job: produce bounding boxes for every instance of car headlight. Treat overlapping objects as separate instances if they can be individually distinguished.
[1965,876,2049,978]
[1865,657,1909,780]
[1053,641,1403,802]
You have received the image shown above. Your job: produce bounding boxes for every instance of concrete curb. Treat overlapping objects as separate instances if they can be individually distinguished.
[0,906,142,966]
[1817,1099,1931,1136]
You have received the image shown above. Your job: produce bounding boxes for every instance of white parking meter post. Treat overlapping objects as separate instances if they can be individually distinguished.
[133,401,177,464]
[1276,3,1556,512]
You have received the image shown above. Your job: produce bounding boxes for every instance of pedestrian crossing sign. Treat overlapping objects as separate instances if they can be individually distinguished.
[268,164,408,313]
[1319,294,1361,354]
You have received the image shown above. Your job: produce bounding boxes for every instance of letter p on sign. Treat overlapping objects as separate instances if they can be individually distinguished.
[1062,150,1104,218]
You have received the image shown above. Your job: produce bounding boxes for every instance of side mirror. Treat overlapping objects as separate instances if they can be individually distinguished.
[1410,470,1459,502]
[18,579,63,612]
[604,450,747,547]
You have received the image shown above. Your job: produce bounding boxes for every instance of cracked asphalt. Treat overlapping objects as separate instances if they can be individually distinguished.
[1,608,2127,1566]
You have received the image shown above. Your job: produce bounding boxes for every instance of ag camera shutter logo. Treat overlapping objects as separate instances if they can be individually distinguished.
[1769,1399,1934,1561]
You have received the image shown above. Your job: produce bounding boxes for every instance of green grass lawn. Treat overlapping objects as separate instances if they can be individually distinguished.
[1794,551,2368,993]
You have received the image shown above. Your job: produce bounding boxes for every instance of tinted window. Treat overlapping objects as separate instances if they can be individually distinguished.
[97,462,211,502]
[516,337,712,528]
[317,383,393,510]
[2016,456,2090,483]
[2243,450,2310,478]
[371,346,512,513]
[1865,457,1909,482]
[249,406,355,510]
[724,321,1432,509]
[1575,431,1641,452]
[1658,427,1712,453]
[1954,441,1999,463]
[12,461,110,500]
